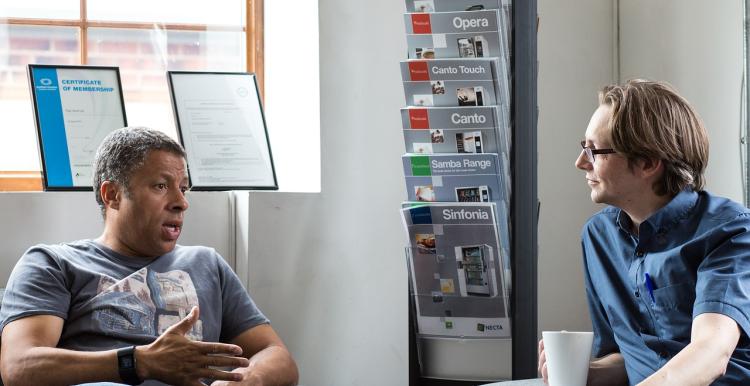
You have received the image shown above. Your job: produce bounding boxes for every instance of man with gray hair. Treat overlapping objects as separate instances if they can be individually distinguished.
[0,127,298,386]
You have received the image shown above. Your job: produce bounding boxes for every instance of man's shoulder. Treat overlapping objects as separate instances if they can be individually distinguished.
[172,244,220,259]
[687,191,750,241]
[698,190,750,220]
[22,239,96,260]
[168,245,229,269]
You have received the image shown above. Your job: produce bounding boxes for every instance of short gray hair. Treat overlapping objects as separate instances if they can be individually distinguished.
[93,127,187,217]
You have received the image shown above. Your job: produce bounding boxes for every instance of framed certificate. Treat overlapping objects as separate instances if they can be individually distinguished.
[28,64,127,191]
[167,71,278,190]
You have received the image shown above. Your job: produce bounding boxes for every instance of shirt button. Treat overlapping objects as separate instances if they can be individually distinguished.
[635,250,645,257]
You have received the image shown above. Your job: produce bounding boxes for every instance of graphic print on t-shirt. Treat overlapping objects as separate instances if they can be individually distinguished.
[93,268,203,340]
[151,270,202,340]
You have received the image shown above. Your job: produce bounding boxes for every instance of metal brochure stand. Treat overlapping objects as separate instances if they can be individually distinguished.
[404,0,538,383]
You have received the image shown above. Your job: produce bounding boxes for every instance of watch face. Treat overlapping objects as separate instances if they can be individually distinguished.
[118,346,141,385]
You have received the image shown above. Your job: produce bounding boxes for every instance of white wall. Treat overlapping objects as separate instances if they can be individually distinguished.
[242,0,409,385]
[537,0,616,334]
[619,0,744,201]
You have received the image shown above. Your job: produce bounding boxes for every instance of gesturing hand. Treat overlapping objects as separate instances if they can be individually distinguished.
[135,306,250,386]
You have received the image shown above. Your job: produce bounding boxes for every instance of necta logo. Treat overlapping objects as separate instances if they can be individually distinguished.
[40,78,53,86]
[477,323,503,332]
[411,14,432,34]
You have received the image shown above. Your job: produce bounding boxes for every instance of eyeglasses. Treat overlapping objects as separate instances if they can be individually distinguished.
[580,141,616,162]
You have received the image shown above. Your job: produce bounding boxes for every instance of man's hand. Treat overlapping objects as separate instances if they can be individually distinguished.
[588,353,628,386]
[225,324,299,386]
[136,306,250,386]
[538,339,549,384]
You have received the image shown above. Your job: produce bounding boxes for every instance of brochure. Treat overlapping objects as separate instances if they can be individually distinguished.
[404,10,506,59]
[402,153,502,177]
[404,0,512,70]
[400,106,510,155]
[402,153,509,205]
[404,9,511,105]
[401,202,510,338]
[401,58,504,108]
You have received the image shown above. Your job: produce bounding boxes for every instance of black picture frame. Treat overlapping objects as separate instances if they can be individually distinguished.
[27,64,127,191]
[167,71,279,191]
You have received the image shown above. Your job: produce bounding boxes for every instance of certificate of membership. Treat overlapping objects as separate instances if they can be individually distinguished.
[168,72,278,190]
[28,65,127,190]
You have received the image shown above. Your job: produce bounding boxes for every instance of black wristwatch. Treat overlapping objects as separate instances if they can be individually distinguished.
[117,345,143,385]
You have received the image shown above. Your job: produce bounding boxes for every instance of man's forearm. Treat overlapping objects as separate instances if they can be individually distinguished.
[637,340,732,386]
[638,313,739,386]
[588,353,628,386]
[2,346,121,386]
[234,345,299,386]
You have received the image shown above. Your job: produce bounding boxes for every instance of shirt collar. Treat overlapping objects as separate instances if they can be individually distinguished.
[616,188,699,238]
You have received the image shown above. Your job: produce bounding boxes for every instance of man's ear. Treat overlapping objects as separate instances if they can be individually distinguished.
[636,157,664,180]
[100,181,122,211]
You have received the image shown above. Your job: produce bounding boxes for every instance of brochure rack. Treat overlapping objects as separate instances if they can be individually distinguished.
[402,0,538,383]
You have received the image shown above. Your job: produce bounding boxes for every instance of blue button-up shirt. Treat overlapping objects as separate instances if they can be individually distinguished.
[582,189,750,385]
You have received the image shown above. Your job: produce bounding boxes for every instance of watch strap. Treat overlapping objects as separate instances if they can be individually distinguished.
[117,345,143,385]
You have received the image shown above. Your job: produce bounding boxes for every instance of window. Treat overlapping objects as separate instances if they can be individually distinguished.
[263,0,320,192]
[0,0,271,190]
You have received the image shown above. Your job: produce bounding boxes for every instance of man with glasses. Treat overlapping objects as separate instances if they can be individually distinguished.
[538,80,750,385]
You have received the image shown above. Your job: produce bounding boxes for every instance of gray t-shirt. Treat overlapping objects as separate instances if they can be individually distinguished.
[0,240,269,384]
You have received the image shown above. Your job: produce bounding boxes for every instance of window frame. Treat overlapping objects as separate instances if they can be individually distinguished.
[0,0,264,191]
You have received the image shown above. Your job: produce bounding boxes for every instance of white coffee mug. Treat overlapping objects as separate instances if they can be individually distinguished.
[542,331,594,386]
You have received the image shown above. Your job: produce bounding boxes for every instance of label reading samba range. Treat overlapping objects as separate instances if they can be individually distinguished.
[431,158,492,170]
